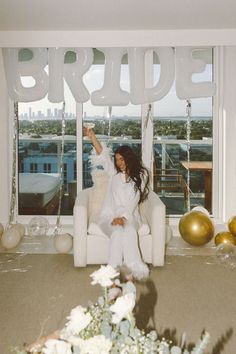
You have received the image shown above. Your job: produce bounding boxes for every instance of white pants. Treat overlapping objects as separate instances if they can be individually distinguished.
[99,218,149,280]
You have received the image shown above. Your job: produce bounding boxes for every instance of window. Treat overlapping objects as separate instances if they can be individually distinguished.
[152,48,213,216]
[82,58,142,189]
[18,64,76,216]
[30,163,38,173]
[43,163,51,173]
[16,47,215,219]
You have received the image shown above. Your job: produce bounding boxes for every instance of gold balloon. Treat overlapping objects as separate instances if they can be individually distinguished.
[228,216,236,236]
[215,231,236,246]
[179,211,214,246]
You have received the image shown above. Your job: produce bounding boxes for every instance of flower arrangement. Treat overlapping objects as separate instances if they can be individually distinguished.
[13,265,210,354]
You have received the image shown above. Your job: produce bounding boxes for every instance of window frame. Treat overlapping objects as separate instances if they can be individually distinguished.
[1,46,224,233]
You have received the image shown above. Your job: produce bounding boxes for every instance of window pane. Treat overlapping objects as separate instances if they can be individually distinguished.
[18,81,76,216]
[153,48,213,216]
[82,64,141,188]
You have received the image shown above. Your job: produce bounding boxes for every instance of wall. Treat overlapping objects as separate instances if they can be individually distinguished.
[0,50,10,225]
[221,47,236,220]
[1,29,236,47]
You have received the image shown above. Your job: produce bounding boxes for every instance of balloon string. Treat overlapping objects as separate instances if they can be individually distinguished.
[9,102,18,226]
[107,106,112,145]
[186,100,191,212]
[54,102,66,236]
[144,103,152,129]
[142,103,153,172]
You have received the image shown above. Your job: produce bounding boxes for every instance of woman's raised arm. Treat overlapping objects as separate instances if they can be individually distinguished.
[84,127,103,155]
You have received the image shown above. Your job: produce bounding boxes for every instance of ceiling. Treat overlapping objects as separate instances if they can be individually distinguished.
[0,0,236,31]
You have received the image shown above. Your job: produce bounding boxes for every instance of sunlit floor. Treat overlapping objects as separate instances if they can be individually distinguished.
[1,194,215,256]
[0,234,217,258]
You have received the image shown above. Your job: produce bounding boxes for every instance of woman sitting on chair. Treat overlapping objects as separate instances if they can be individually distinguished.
[85,127,150,280]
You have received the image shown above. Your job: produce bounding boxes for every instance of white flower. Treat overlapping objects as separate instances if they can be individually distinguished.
[110,292,136,324]
[74,335,112,354]
[42,339,72,354]
[90,265,119,287]
[63,305,92,337]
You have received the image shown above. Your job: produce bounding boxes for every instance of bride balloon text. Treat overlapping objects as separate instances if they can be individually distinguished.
[3,47,216,105]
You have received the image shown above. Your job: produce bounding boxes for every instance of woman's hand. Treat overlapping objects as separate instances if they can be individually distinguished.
[111,217,126,226]
[83,126,103,154]
[83,126,94,139]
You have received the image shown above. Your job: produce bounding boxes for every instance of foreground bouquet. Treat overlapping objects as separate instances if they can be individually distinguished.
[14,265,210,354]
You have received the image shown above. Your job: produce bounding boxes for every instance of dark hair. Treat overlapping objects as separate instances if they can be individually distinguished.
[114,145,149,204]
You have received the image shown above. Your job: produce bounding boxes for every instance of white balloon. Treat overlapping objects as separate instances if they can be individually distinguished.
[3,48,49,102]
[91,47,129,106]
[48,48,65,103]
[54,233,73,254]
[191,205,210,216]
[128,47,147,104]
[175,47,216,99]
[147,47,175,102]
[64,48,93,103]
[49,47,93,103]
[11,223,25,238]
[128,47,175,104]
[1,228,21,249]
[0,223,4,237]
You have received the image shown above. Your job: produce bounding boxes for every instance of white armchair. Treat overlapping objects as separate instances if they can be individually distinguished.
[73,187,166,267]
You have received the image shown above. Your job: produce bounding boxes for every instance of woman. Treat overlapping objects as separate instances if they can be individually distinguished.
[85,127,150,280]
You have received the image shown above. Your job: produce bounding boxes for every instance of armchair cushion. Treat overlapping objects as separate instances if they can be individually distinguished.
[88,222,108,238]
[88,220,150,238]
[89,170,109,223]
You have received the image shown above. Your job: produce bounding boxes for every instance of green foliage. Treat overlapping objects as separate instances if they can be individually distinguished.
[19,118,212,140]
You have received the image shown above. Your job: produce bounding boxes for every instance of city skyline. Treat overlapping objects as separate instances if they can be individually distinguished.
[19,106,212,121]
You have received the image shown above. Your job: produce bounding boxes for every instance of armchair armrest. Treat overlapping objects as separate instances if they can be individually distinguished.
[73,188,91,267]
[141,190,166,266]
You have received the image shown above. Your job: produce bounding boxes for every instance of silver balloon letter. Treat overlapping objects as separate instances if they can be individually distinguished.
[64,48,93,103]
[3,48,48,102]
[175,47,216,99]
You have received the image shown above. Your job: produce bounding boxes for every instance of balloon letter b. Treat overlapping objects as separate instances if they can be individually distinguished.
[3,48,49,102]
